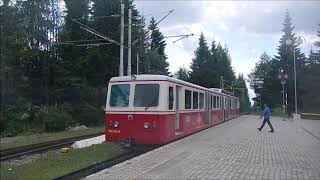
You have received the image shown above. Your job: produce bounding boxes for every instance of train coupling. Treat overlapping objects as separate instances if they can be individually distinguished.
[119,138,136,149]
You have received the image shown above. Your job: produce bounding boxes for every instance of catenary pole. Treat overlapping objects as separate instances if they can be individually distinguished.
[119,4,124,76]
[137,53,139,75]
[128,9,132,76]
[293,51,297,114]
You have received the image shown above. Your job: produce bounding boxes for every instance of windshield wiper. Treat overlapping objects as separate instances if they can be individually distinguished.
[145,97,156,111]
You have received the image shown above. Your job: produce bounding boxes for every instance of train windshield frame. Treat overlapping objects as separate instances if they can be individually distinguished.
[134,84,160,108]
[110,84,130,107]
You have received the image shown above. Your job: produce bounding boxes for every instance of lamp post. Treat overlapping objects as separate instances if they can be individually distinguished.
[285,36,304,115]
[278,69,288,120]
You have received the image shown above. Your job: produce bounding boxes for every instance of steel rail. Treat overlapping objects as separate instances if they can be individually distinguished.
[0,132,104,161]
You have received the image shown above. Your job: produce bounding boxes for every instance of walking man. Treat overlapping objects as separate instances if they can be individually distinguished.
[258,104,274,132]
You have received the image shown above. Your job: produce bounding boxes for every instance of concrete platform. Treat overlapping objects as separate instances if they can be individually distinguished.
[86,115,320,180]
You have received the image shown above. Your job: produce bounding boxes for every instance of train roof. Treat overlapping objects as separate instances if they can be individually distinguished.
[109,74,238,99]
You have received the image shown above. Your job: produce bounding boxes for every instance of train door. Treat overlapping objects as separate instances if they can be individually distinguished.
[221,96,225,121]
[229,98,231,118]
[175,85,181,131]
[205,93,210,125]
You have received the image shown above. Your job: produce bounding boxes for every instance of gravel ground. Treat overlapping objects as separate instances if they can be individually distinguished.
[0,136,22,144]
[1,154,44,166]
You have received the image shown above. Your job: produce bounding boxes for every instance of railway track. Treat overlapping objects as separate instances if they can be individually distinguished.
[0,132,104,161]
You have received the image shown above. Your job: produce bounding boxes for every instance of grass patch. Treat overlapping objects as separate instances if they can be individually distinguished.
[0,127,104,150]
[1,142,124,180]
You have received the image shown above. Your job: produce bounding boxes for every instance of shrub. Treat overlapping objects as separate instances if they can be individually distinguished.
[0,109,24,137]
[36,107,74,132]
[72,105,104,127]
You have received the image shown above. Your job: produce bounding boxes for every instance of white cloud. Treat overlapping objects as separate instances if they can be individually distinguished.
[250,48,257,54]
[201,1,320,35]
[134,1,319,101]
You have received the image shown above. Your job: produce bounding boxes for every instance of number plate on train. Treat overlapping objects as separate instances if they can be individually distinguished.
[107,129,120,133]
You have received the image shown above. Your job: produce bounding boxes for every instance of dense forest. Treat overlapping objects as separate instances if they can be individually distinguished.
[249,11,320,115]
[0,0,251,137]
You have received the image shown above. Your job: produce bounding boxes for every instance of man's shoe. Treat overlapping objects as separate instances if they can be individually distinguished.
[257,128,261,131]
[269,130,274,133]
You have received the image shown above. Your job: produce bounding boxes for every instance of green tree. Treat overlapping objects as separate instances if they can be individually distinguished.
[205,40,220,87]
[190,34,236,89]
[218,44,236,83]
[0,0,66,135]
[234,74,251,112]
[13,0,56,105]
[314,24,320,50]
[174,67,190,82]
[149,17,166,56]
[0,0,28,134]
[299,24,320,113]
[309,24,320,64]
[146,17,169,75]
[273,10,307,115]
[249,53,274,109]
[55,0,90,103]
[190,33,211,87]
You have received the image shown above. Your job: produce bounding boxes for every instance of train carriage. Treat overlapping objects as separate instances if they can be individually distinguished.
[105,74,240,145]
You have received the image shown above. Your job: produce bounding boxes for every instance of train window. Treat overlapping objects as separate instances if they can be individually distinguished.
[199,93,204,109]
[217,96,220,109]
[193,91,198,109]
[110,84,130,107]
[213,96,217,108]
[211,95,213,109]
[169,86,174,110]
[225,98,228,108]
[232,99,234,109]
[134,84,159,107]
[185,90,192,109]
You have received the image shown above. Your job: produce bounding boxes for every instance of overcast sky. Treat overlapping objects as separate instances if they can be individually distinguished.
[134,0,320,103]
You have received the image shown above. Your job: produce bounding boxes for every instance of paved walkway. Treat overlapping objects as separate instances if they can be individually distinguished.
[86,115,320,180]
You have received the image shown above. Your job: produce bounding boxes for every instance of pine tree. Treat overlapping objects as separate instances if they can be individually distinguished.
[13,0,53,105]
[273,10,307,115]
[206,40,220,87]
[314,24,320,50]
[0,0,27,109]
[190,34,236,88]
[249,53,275,108]
[174,67,190,82]
[299,24,320,113]
[235,74,251,112]
[310,24,320,63]
[56,0,90,102]
[147,17,169,75]
[190,33,211,87]
[149,17,166,56]
[220,45,236,82]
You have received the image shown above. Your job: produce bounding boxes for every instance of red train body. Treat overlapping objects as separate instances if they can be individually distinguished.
[105,75,240,145]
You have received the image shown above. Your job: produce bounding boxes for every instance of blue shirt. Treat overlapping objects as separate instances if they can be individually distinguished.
[263,107,270,119]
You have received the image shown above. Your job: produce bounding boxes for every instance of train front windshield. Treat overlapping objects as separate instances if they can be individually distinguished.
[110,84,130,107]
[109,83,160,109]
[134,84,159,107]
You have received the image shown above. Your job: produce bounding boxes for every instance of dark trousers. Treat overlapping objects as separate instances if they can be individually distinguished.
[260,118,274,131]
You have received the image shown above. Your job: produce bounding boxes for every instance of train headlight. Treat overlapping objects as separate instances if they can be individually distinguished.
[144,122,149,129]
[152,121,157,128]
[114,121,119,128]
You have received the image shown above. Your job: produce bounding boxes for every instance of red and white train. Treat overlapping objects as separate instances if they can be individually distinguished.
[105,74,240,145]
